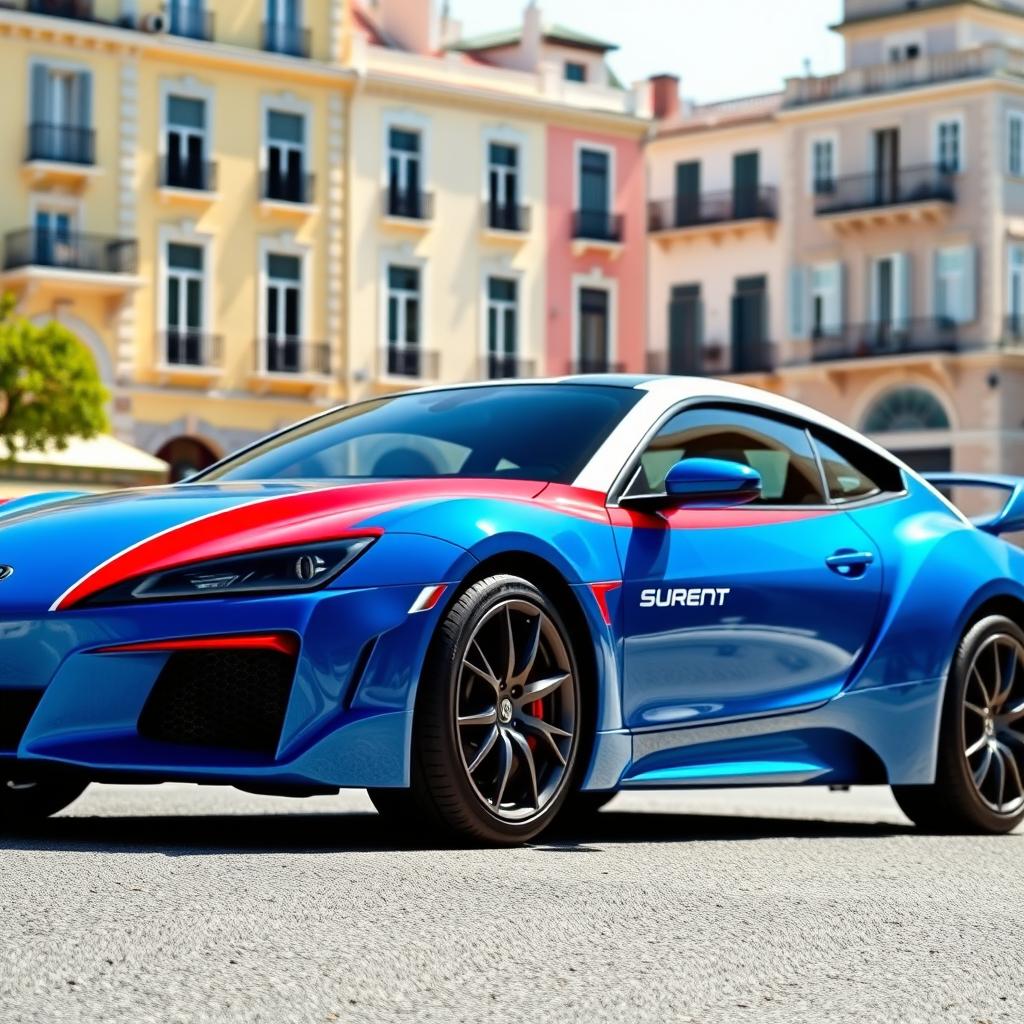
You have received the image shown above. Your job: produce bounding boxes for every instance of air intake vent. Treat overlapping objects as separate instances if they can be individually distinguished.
[138,649,296,756]
[0,689,43,751]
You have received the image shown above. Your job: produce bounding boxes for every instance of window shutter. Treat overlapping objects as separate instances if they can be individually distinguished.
[822,262,842,332]
[960,245,976,323]
[894,253,911,329]
[789,265,807,340]
[76,72,92,131]
[30,64,48,124]
[1011,113,1023,177]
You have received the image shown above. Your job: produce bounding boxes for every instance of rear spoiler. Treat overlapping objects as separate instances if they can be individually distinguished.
[923,473,1024,536]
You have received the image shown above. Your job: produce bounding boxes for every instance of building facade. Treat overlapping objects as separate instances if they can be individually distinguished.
[346,0,648,402]
[649,0,1024,479]
[0,0,351,482]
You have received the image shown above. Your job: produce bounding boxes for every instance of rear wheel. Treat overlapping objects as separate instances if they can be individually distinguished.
[893,615,1024,834]
[372,575,584,845]
[0,776,88,827]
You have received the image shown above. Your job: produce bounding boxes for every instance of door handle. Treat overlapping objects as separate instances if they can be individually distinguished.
[826,550,875,577]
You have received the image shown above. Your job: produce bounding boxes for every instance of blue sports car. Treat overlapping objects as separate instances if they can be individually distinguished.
[3,376,1024,843]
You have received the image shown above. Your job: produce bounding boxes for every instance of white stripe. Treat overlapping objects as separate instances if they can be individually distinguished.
[408,585,445,614]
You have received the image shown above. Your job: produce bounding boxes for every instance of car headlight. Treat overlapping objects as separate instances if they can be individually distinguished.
[84,537,376,605]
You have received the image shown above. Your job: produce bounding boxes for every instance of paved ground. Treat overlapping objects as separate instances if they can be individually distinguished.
[1,784,1022,1024]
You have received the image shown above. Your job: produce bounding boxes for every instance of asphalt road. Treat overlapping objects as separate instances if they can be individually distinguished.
[1,784,1022,1024]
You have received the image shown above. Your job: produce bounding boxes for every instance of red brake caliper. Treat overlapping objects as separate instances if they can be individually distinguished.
[526,699,544,750]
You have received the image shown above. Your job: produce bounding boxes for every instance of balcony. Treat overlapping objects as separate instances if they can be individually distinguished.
[168,6,214,41]
[382,345,440,380]
[482,202,531,240]
[381,189,434,232]
[1004,315,1024,349]
[784,43,1024,108]
[158,331,223,380]
[1,228,140,300]
[482,354,536,379]
[261,338,330,375]
[159,157,217,204]
[23,123,98,188]
[807,319,964,363]
[261,170,315,214]
[648,187,778,244]
[646,341,774,377]
[572,210,624,256]
[568,358,626,375]
[25,0,95,22]
[814,165,955,231]
[262,22,311,58]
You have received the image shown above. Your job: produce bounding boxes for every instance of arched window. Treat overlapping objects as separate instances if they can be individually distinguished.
[862,388,951,434]
[156,436,218,482]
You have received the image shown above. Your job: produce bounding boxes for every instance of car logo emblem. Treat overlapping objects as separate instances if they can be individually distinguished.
[498,698,513,724]
[0,566,12,581]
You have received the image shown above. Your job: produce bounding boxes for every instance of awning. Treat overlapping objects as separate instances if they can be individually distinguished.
[0,434,169,497]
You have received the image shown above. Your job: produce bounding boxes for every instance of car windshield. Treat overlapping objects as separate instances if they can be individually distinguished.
[198,384,642,485]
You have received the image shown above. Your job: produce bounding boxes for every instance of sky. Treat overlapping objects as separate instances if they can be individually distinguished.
[453,0,846,104]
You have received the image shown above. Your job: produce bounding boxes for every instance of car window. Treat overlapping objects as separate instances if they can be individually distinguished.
[623,405,827,506]
[812,431,902,502]
[199,384,642,485]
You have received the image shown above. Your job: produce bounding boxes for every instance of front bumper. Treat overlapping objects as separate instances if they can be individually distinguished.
[0,583,446,789]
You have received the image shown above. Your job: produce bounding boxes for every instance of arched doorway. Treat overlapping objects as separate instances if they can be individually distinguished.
[156,436,219,482]
[861,386,952,473]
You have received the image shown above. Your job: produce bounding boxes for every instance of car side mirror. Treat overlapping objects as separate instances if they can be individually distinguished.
[620,457,763,512]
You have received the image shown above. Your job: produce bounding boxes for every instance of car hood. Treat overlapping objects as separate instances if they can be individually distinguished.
[0,479,545,612]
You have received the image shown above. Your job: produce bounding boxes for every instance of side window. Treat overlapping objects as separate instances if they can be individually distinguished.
[624,406,826,506]
[811,431,902,502]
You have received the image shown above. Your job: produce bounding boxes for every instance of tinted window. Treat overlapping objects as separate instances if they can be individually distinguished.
[624,405,826,506]
[200,385,641,485]
[812,430,903,502]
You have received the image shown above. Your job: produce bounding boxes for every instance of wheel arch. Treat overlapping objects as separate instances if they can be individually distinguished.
[427,549,617,789]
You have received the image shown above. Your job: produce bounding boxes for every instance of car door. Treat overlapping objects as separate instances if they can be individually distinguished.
[613,404,884,730]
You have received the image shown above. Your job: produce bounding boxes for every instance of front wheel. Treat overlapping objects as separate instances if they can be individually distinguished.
[398,574,585,845]
[893,614,1024,834]
[0,775,88,827]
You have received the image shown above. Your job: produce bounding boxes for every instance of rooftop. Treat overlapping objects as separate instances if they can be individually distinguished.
[449,22,618,54]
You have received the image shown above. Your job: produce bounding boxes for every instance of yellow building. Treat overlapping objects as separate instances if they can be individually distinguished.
[0,0,351,479]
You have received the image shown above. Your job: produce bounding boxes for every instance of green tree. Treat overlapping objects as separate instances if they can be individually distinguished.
[0,296,109,460]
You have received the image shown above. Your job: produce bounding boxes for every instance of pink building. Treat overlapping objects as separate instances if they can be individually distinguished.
[546,124,647,374]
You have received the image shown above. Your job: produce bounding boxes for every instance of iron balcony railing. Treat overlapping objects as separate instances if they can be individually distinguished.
[646,341,775,376]
[815,164,956,216]
[568,357,627,375]
[383,345,439,378]
[4,228,138,274]
[483,354,536,380]
[484,202,531,233]
[809,319,963,361]
[1004,314,1024,347]
[572,210,624,243]
[260,338,331,376]
[262,21,311,57]
[26,0,95,21]
[161,157,217,192]
[161,331,223,369]
[262,170,315,205]
[168,5,214,40]
[648,186,778,232]
[382,188,434,220]
[26,122,95,165]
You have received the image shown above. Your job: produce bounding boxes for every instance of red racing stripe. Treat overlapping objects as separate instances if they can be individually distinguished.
[55,479,545,610]
[92,633,299,657]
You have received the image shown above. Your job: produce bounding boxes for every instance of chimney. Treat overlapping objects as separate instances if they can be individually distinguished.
[520,1,543,71]
[649,73,681,121]
[375,0,439,55]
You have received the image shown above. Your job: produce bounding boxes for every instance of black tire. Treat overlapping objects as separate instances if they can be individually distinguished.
[382,574,585,845]
[0,776,88,827]
[893,614,1024,834]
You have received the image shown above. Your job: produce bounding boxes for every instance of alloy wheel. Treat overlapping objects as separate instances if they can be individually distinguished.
[454,598,577,822]
[963,633,1024,815]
